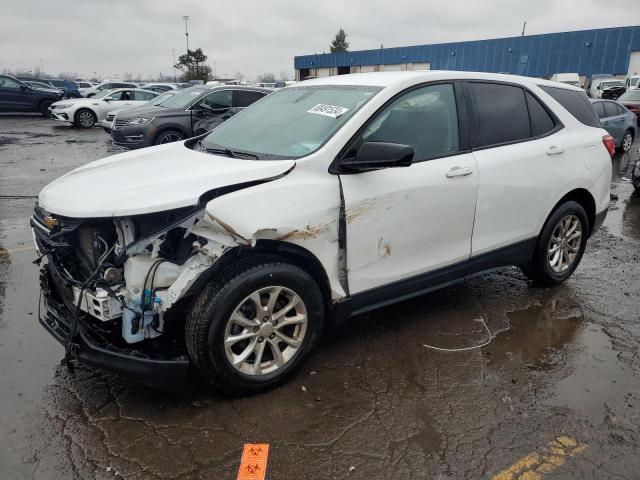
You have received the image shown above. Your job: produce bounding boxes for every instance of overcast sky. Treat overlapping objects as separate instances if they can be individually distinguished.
[2,0,638,81]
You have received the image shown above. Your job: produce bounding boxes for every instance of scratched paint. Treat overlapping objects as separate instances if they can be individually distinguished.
[491,436,587,480]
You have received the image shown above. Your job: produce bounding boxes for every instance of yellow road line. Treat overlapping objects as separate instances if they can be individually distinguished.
[491,436,587,480]
[0,246,35,255]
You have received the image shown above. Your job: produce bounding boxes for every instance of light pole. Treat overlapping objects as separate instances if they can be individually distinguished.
[172,49,177,82]
[182,16,190,54]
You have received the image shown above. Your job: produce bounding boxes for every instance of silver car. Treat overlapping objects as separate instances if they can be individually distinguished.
[591,99,638,152]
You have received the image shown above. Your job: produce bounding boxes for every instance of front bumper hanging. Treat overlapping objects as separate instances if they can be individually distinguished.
[39,269,190,388]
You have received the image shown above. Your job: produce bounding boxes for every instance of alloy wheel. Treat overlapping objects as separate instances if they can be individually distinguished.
[159,133,182,143]
[78,111,95,128]
[622,132,633,152]
[547,214,582,273]
[224,286,308,376]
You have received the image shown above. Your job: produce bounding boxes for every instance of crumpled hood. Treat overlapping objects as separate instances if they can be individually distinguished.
[39,142,295,218]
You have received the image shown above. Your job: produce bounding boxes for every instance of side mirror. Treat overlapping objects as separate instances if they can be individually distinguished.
[342,142,414,172]
[103,97,112,102]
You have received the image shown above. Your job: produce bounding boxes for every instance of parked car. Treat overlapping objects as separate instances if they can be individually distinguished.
[83,80,138,98]
[617,90,640,122]
[33,72,612,394]
[590,99,637,152]
[49,88,158,128]
[98,91,177,133]
[141,83,180,93]
[75,80,96,96]
[111,85,271,148]
[625,76,640,91]
[0,74,63,115]
[22,80,64,96]
[45,79,81,98]
[551,73,581,87]
[589,78,626,99]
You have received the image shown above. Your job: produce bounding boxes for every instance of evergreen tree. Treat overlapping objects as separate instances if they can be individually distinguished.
[330,28,349,53]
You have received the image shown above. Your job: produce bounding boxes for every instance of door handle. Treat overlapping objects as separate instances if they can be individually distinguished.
[446,166,473,178]
[546,145,564,155]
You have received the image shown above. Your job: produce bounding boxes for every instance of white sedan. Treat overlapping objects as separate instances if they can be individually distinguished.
[49,88,158,128]
[98,91,177,133]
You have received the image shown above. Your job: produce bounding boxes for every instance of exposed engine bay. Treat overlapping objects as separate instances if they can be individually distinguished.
[31,202,239,348]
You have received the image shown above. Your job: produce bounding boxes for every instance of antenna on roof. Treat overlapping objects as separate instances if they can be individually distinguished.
[521,21,527,37]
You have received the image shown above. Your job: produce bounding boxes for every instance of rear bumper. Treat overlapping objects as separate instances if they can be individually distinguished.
[39,269,190,388]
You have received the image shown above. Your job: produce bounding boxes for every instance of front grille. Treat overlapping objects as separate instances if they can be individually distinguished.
[114,119,129,128]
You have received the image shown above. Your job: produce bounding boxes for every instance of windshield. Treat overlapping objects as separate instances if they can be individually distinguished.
[600,81,624,89]
[200,85,381,159]
[156,88,207,109]
[618,90,640,101]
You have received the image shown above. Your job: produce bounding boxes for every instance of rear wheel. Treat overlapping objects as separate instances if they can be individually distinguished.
[74,108,97,128]
[621,130,634,152]
[524,201,588,286]
[154,130,184,145]
[185,258,324,395]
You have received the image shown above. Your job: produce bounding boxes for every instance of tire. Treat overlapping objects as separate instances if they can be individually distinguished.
[185,257,324,395]
[74,108,97,128]
[621,130,634,153]
[39,99,53,117]
[524,201,588,286]
[153,130,184,145]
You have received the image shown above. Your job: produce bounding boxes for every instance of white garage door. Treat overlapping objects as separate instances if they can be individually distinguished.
[413,62,431,71]
[628,51,640,77]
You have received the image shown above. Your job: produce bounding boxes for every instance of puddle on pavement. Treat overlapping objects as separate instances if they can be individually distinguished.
[484,303,582,383]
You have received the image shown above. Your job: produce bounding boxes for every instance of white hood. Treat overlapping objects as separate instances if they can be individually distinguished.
[39,142,295,218]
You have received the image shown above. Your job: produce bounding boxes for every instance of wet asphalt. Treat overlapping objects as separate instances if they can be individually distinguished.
[1,114,639,480]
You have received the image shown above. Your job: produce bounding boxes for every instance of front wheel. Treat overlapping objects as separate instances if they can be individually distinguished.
[74,108,96,128]
[185,258,324,395]
[524,201,588,286]
[153,130,184,145]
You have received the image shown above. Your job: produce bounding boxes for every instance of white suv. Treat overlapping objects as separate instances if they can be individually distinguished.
[32,71,612,394]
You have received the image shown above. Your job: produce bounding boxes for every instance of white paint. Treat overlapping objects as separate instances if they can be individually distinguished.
[627,51,640,78]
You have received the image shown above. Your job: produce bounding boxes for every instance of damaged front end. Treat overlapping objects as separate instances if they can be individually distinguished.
[31,202,240,386]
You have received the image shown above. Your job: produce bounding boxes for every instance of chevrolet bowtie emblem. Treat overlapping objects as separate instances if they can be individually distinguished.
[43,216,59,229]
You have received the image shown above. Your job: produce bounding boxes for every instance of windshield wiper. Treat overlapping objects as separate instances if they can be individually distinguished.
[205,147,259,160]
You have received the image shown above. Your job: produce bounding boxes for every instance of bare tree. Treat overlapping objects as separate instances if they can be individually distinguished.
[123,72,135,81]
[235,71,245,81]
[279,70,289,81]
[259,73,275,83]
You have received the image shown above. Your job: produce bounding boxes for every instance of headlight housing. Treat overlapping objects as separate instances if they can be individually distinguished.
[55,103,74,109]
[129,117,154,125]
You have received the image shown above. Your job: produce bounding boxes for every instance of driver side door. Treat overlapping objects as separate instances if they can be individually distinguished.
[190,89,234,135]
[0,76,32,111]
[339,82,479,296]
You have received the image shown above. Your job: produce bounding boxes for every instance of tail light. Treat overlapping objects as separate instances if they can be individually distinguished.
[602,134,615,157]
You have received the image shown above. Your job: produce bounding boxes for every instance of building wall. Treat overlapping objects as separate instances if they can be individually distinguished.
[294,26,640,79]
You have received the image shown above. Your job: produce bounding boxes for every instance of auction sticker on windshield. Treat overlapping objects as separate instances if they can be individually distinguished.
[307,104,349,118]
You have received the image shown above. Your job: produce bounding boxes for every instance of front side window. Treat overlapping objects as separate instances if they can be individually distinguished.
[234,90,266,108]
[200,85,381,159]
[468,82,530,147]
[197,90,233,110]
[133,90,156,101]
[361,83,459,161]
[156,88,208,109]
[0,76,22,89]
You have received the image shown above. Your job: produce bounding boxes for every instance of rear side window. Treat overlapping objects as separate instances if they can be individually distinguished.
[468,82,530,147]
[615,103,626,115]
[539,86,600,127]
[234,90,266,108]
[133,91,156,101]
[592,102,606,119]
[525,92,556,137]
[603,102,618,118]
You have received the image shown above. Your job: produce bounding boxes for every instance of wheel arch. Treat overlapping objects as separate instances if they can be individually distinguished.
[546,188,596,236]
[182,240,334,318]
[74,106,97,122]
[153,126,188,144]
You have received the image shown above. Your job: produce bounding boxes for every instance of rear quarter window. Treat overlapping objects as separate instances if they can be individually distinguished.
[539,86,600,128]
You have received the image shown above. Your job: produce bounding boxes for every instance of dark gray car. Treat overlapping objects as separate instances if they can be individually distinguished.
[591,99,638,152]
[111,85,272,148]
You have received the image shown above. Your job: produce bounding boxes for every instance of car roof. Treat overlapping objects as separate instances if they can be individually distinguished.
[295,71,585,92]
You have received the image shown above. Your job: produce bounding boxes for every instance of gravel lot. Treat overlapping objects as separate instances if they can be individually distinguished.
[1,114,639,479]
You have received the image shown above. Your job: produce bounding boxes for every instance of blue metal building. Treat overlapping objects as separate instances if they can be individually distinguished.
[294,26,640,80]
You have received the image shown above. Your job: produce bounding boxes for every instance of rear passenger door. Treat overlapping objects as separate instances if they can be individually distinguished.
[601,101,625,141]
[466,81,570,255]
[340,82,479,294]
